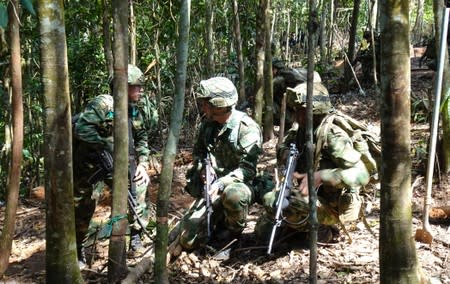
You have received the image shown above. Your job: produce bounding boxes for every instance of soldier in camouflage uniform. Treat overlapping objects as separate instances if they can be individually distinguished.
[177,77,262,251]
[73,64,151,266]
[272,59,322,126]
[255,87,370,244]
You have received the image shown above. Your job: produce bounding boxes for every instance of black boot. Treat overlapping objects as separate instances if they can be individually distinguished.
[129,229,143,251]
[77,245,87,269]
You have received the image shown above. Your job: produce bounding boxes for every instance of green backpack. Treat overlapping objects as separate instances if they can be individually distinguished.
[315,110,381,181]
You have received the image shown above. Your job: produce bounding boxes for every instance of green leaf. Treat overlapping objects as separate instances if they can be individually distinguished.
[0,3,7,29]
[21,0,36,16]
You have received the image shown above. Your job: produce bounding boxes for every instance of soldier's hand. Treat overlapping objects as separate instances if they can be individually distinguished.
[294,171,322,196]
[134,164,150,187]
[208,180,224,202]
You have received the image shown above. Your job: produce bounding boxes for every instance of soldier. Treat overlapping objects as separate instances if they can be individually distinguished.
[255,88,371,245]
[177,77,262,253]
[73,64,151,267]
[272,59,322,126]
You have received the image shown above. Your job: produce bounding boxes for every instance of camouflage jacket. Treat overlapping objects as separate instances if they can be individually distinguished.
[75,94,150,167]
[278,119,369,192]
[192,109,263,188]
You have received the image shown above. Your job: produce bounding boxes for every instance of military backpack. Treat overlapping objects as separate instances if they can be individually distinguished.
[315,110,381,182]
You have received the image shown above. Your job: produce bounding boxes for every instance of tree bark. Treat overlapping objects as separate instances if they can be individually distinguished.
[344,0,361,86]
[433,0,450,173]
[38,0,83,282]
[154,1,190,283]
[108,0,129,281]
[263,0,274,141]
[231,0,245,104]
[205,0,215,77]
[102,0,114,78]
[0,0,24,277]
[130,0,137,65]
[307,0,320,281]
[254,0,265,125]
[379,0,422,282]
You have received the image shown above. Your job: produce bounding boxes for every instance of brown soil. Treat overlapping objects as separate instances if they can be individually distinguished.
[1,56,450,283]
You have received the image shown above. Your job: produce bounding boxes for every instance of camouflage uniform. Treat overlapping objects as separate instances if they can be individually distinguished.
[178,77,263,250]
[255,88,370,241]
[73,66,151,253]
[272,59,322,126]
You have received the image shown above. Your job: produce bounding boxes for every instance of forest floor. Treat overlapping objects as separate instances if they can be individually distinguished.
[1,55,450,283]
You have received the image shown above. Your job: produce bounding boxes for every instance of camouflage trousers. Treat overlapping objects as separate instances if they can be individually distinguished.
[178,182,253,250]
[73,143,150,248]
[255,186,361,241]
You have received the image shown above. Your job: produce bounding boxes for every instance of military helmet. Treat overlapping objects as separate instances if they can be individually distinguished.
[286,82,333,114]
[197,77,238,107]
[128,64,145,86]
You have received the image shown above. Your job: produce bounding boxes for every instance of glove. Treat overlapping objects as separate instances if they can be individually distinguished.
[208,180,225,202]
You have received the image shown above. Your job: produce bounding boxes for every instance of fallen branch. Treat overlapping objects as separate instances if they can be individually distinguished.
[121,246,155,284]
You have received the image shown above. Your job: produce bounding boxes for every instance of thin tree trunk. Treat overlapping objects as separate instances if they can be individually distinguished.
[434,0,450,173]
[344,0,361,85]
[102,0,114,78]
[130,0,136,65]
[379,0,422,282]
[254,0,265,125]
[154,1,190,283]
[412,0,425,44]
[319,0,327,65]
[205,0,215,77]
[263,0,274,141]
[307,0,320,282]
[38,0,83,281]
[231,0,245,104]
[108,0,129,281]
[0,0,24,277]
[327,0,335,63]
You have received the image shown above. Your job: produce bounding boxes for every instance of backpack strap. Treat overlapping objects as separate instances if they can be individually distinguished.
[314,113,336,171]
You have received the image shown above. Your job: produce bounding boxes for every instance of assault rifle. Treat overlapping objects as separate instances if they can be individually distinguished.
[204,153,217,240]
[87,149,114,185]
[267,143,299,254]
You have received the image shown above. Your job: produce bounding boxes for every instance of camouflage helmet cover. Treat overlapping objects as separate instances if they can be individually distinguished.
[197,77,238,107]
[286,82,333,114]
[128,64,145,86]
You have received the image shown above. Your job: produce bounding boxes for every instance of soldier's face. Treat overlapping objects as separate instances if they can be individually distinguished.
[128,85,143,102]
[198,99,212,118]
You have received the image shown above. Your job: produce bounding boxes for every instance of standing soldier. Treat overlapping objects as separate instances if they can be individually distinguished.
[255,88,372,246]
[73,64,151,267]
[176,77,262,255]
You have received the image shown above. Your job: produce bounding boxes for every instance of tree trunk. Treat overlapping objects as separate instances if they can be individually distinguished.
[129,0,136,65]
[38,0,83,282]
[254,0,265,125]
[307,0,320,281]
[231,0,245,104]
[319,0,327,65]
[263,0,274,141]
[108,0,129,281]
[205,0,215,77]
[412,0,425,44]
[0,0,24,277]
[344,0,361,85]
[433,1,450,173]
[379,1,422,282]
[102,0,114,78]
[154,1,190,283]
[327,0,335,63]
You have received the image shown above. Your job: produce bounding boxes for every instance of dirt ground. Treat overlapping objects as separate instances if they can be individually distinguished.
[1,56,450,283]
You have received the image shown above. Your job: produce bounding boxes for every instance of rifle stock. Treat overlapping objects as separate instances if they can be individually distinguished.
[267,143,299,254]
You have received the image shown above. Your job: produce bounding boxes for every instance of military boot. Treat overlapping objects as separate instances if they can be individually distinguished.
[129,229,143,251]
[77,245,87,269]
